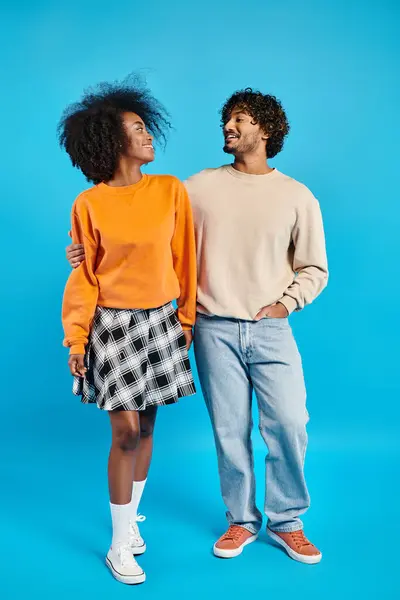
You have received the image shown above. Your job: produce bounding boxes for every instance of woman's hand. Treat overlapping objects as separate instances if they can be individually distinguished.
[68,354,87,377]
[183,329,193,351]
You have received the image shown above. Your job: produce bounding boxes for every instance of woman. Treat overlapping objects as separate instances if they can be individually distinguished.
[59,75,197,585]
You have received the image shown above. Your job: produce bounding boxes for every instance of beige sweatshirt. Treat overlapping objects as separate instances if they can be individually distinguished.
[185,165,328,320]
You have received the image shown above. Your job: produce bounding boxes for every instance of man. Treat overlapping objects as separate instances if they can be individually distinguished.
[66,88,328,565]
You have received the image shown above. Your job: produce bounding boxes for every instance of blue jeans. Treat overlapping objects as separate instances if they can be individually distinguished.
[194,313,310,534]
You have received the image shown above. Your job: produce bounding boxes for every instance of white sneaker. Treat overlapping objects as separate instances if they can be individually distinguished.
[129,514,146,555]
[106,544,146,585]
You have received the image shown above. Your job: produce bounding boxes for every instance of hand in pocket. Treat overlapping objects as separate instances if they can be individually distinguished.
[254,302,289,320]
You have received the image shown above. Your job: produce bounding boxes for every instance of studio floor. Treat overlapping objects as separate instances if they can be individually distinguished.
[1,402,398,600]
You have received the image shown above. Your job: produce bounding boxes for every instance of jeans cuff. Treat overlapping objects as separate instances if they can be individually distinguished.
[229,521,260,535]
[242,525,259,535]
[267,524,303,534]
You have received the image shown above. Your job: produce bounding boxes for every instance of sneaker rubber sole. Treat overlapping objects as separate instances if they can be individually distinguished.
[131,542,146,555]
[266,528,322,564]
[105,556,146,584]
[213,533,258,558]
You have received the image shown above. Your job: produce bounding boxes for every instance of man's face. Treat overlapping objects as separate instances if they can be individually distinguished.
[223,108,267,156]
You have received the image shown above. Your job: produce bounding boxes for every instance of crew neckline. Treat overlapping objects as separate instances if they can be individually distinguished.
[97,174,149,195]
[225,165,279,182]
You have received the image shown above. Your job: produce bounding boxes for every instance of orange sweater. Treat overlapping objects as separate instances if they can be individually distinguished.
[62,174,197,355]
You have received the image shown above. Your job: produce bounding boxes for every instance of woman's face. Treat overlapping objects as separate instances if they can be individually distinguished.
[122,112,155,164]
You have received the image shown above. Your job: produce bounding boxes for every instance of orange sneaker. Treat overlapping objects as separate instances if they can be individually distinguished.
[213,525,258,558]
[267,527,322,564]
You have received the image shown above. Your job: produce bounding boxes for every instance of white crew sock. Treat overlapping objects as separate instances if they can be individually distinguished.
[130,479,147,521]
[110,502,131,548]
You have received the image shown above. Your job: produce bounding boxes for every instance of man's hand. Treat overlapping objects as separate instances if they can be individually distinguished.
[255,302,289,320]
[66,231,85,268]
[183,329,193,351]
[68,354,87,377]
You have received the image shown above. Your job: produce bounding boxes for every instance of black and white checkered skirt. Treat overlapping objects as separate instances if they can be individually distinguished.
[73,302,196,411]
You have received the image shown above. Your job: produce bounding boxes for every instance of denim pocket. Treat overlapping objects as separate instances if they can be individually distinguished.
[263,316,289,328]
[194,312,215,327]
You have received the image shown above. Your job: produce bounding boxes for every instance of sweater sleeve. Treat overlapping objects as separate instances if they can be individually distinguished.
[279,194,328,314]
[62,202,99,355]
[171,181,197,330]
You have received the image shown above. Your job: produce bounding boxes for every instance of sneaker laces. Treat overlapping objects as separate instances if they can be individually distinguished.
[221,525,248,543]
[116,544,136,567]
[290,530,312,549]
[130,514,146,540]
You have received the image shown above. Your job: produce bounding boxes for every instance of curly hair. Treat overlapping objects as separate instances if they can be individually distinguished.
[221,88,290,158]
[57,73,171,184]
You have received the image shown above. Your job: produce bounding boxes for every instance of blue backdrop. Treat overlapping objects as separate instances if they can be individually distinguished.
[1,1,399,598]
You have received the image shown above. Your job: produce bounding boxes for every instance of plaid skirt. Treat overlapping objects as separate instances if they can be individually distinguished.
[73,302,196,411]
